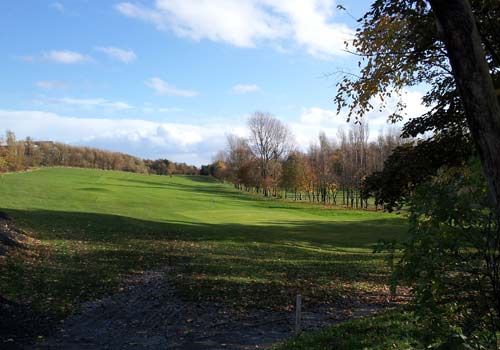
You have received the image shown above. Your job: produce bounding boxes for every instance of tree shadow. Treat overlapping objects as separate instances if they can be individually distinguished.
[0,208,407,319]
[111,177,259,203]
[0,208,406,247]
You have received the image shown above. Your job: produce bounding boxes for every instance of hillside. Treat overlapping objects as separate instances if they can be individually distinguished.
[0,168,408,347]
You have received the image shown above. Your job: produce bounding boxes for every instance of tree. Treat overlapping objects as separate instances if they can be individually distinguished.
[427,0,500,217]
[211,118,403,206]
[4,131,24,171]
[337,0,500,346]
[336,0,499,208]
[362,136,472,211]
[0,130,154,174]
[308,132,337,204]
[166,161,176,176]
[0,134,7,173]
[280,151,310,200]
[225,134,253,187]
[384,161,500,347]
[247,112,292,196]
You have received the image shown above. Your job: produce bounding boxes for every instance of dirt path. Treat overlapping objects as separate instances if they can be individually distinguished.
[28,270,389,349]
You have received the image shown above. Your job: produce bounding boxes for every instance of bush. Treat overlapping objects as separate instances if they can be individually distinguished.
[389,160,499,348]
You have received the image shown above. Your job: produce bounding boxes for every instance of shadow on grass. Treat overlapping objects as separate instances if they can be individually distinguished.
[0,208,407,316]
[111,177,260,203]
[1,208,406,247]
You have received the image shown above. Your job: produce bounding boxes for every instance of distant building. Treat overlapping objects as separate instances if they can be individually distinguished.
[32,141,55,148]
[0,140,55,149]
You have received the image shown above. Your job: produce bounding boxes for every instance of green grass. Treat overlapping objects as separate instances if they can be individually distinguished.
[275,309,421,350]
[0,167,407,315]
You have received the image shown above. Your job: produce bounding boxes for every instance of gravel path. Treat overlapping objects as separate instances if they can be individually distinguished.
[28,269,387,350]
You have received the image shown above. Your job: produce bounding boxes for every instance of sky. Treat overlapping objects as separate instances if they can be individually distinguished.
[0,0,428,166]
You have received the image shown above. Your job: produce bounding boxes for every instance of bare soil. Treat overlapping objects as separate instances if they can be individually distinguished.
[25,268,400,350]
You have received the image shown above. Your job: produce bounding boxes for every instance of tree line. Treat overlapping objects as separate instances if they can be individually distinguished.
[144,159,198,176]
[205,111,405,209]
[0,130,198,175]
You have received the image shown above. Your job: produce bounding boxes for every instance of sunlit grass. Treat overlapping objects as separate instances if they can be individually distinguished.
[0,167,408,315]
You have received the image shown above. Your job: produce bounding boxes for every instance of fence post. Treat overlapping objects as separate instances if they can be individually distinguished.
[295,294,302,334]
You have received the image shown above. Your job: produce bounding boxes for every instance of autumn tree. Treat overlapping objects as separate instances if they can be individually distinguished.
[0,131,157,174]
[428,0,500,217]
[224,134,253,188]
[336,0,499,208]
[238,158,261,191]
[308,132,337,203]
[340,0,500,346]
[280,151,311,200]
[0,134,7,172]
[210,119,402,205]
[4,131,24,171]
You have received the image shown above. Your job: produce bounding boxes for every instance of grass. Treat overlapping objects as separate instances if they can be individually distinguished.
[0,167,408,316]
[275,309,421,350]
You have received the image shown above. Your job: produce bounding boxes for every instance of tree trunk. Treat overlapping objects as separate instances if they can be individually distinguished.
[429,0,500,216]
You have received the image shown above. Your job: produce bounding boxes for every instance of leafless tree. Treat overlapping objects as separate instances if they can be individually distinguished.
[247,111,292,196]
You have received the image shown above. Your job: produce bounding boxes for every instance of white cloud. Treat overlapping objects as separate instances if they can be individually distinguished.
[0,110,239,165]
[232,84,260,94]
[145,77,199,97]
[115,0,353,58]
[0,91,427,165]
[50,2,64,12]
[42,50,92,64]
[41,97,132,110]
[142,105,183,113]
[115,2,166,29]
[95,46,137,63]
[35,80,69,90]
[300,107,338,126]
[297,89,429,143]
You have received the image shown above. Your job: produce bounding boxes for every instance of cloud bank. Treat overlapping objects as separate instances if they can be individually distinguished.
[116,0,354,59]
[0,110,243,165]
[0,90,426,165]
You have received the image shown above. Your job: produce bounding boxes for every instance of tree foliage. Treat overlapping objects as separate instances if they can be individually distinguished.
[347,0,500,346]
[0,131,199,176]
[362,135,473,211]
[336,0,499,131]
[386,161,500,348]
[212,115,405,208]
[350,0,500,209]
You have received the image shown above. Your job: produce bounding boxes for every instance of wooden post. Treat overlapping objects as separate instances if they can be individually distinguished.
[295,294,302,334]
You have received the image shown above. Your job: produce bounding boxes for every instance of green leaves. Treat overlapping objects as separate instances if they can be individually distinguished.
[385,160,499,348]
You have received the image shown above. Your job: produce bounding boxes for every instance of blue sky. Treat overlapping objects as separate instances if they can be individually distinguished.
[0,1,427,165]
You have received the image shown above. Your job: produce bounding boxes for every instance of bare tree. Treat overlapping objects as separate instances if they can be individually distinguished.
[248,112,292,196]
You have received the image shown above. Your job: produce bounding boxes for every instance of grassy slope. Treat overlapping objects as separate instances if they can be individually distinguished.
[0,167,407,315]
